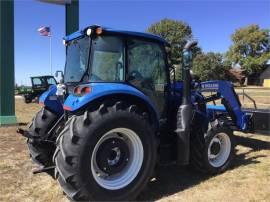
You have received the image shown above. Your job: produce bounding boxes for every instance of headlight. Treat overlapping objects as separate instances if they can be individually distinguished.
[86,28,92,36]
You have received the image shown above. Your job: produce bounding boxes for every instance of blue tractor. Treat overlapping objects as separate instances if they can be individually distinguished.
[18,25,269,201]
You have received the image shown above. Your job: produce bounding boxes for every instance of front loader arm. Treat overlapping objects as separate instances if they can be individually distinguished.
[200,80,250,131]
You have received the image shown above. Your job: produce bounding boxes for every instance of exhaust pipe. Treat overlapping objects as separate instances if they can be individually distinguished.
[176,40,198,165]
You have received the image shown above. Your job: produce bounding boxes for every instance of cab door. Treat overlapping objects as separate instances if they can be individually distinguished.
[126,38,169,118]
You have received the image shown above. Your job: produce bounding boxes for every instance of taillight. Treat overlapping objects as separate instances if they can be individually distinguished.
[73,86,91,96]
[81,86,91,94]
[96,27,103,35]
[74,86,81,95]
[63,105,72,111]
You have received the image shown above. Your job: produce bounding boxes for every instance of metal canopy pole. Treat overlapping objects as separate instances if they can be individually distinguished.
[0,0,79,126]
[65,0,79,35]
[0,0,17,126]
[49,30,52,75]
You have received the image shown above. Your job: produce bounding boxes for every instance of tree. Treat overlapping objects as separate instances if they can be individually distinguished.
[147,18,201,80]
[192,52,229,81]
[226,24,270,75]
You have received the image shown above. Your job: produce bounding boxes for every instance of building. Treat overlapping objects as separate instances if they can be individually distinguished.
[259,65,270,87]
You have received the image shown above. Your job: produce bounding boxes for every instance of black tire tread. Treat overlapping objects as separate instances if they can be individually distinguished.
[54,100,156,201]
[190,123,235,174]
[27,108,58,167]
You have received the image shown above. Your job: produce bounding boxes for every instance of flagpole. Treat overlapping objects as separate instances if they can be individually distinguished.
[49,27,52,75]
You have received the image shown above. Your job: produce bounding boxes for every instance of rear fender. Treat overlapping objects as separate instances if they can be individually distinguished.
[63,83,159,127]
[39,85,64,115]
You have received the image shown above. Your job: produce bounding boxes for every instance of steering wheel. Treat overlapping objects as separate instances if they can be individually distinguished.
[128,70,143,81]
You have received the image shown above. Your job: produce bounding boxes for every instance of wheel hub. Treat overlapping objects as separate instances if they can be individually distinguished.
[207,132,231,168]
[91,128,144,190]
[96,137,129,175]
[107,147,120,166]
[210,141,221,155]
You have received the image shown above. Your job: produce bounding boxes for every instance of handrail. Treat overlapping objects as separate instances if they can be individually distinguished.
[238,92,257,109]
[235,87,270,90]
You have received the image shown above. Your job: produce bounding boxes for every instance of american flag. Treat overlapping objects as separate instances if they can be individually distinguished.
[37,26,51,36]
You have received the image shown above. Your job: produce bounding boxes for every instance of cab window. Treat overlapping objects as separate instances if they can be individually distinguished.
[47,78,57,85]
[32,78,43,86]
[127,39,167,113]
[127,39,167,91]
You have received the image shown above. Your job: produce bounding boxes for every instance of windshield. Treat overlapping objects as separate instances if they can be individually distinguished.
[64,35,124,83]
[64,37,90,82]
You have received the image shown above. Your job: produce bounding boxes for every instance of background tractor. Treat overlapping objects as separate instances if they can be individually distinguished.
[17,75,57,103]
[18,25,270,201]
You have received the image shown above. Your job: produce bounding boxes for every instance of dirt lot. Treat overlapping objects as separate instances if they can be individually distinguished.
[0,98,269,202]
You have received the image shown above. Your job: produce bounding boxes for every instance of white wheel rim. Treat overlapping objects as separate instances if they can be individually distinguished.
[91,128,144,190]
[208,132,231,167]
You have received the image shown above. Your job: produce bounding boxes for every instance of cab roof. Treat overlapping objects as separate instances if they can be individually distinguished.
[64,25,169,45]
[30,75,54,79]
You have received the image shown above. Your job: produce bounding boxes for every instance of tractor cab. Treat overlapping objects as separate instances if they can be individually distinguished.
[63,26,169,83]
[62,26,171,115]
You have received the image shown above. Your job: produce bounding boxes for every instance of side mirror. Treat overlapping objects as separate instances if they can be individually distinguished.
[183,40,198,69]
[183,51,192,68]
[55,70,64,83]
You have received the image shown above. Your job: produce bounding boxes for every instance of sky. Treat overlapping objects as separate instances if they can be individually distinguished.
[14,0,270,85]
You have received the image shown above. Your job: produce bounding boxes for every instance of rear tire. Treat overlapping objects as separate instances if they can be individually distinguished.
[54,101,157,201]
[27,107,58,174]
[190,123,235,174]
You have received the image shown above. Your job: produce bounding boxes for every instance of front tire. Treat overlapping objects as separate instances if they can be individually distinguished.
[190,123,235,174]
[54,101,157,201]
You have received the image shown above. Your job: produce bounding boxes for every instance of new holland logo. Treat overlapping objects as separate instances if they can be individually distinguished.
[201,83,219,89]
